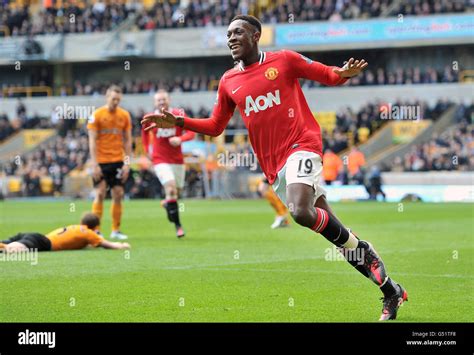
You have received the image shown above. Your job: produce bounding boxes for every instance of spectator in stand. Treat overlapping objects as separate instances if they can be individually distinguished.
[23,169,41,196]
[347,146,366,181]
[330,129,349,153]
[16,99,26,120]
[322,148,343,185]
[365,165,386,201]
[129,156,162,199]
[0,113,15,142]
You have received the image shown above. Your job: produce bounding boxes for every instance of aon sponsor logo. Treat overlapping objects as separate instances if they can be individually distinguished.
[244,90,281,117]
[156,128,176,138]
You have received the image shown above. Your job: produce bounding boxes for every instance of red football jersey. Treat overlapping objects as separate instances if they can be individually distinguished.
[182,50,348,184]
[142,107,195,165]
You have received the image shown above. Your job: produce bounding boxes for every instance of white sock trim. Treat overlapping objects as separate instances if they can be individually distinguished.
[342,232,359,250]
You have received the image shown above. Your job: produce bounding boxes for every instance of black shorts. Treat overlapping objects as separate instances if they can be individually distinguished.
[5,233,52,251]
[93,161,124,188]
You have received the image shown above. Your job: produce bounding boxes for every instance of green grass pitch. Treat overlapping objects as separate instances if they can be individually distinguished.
[1,199,472,322]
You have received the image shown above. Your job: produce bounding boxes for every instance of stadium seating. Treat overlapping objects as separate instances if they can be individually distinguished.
[1,128,89,197]
[1,0,471,36]
[1,97,465,196]
[389,103,474,172]
[1,65,462,98]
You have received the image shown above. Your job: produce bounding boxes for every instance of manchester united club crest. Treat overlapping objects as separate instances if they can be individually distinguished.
[265,67,279,80]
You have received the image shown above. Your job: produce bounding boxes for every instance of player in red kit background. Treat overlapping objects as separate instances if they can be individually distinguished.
[142,16,407,321]
[142,90,195,238]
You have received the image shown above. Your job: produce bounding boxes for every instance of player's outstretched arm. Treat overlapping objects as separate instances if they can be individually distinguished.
[99,240,131,249]
[142,107,233,137]
[286,50,367,86]
[142,77,235,136]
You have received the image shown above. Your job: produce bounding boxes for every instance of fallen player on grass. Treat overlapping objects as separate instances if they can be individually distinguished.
[0,212,130,253]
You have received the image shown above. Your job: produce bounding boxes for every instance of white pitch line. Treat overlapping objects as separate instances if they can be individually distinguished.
[161,246,473,275]
[195,267,473,280]
[163,260,473,279]
[161,255,326,270]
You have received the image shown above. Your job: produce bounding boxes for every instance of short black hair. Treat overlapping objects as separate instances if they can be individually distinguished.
[230,15,262,33]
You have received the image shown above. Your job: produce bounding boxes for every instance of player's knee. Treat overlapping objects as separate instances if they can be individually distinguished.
[95,189,106,201]
[289,205,313,227]
[165,184,177,199]
[111,187,124,202]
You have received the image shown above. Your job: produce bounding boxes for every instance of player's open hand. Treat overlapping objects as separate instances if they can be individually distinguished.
[121,164,130,183]
[333,58,368,78]
[141,108,177,130]
[92,164,102,181]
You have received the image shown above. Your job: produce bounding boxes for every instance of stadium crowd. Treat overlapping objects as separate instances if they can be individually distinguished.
[389,102,474,172]
[301,65,459,89]
[323,98,452,153]
[2,129,89,196]
[1,65,460,99]
[1,99,470,197]
[0,99,57,142]
[69,75,218,96]
[1,0,471,36]
[320,100,471,189]
[0,103,212,197]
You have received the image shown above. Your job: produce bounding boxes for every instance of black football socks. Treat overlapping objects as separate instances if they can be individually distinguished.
[165,199,181,228]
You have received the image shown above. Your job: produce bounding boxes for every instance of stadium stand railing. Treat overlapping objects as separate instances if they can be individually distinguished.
[2,86,52,97]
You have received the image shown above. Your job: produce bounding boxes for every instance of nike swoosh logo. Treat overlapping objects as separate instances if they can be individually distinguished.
[232,86,242,94]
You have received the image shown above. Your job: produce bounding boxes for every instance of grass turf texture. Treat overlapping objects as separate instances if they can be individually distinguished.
[1,199,472,322]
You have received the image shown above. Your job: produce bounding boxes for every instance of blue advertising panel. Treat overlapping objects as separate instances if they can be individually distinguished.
[275,14,474,46]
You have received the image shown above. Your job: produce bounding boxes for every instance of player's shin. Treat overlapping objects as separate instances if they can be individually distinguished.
[311,207,358,248]
[165,199,181,227]
[92,201,103,219]
[313,208,398,296]
[111,202,122,232]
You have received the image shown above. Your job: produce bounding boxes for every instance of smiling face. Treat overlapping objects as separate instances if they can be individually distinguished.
[227,20,261,62]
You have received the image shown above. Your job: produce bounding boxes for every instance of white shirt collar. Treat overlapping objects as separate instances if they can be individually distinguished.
[238,51,266,72]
